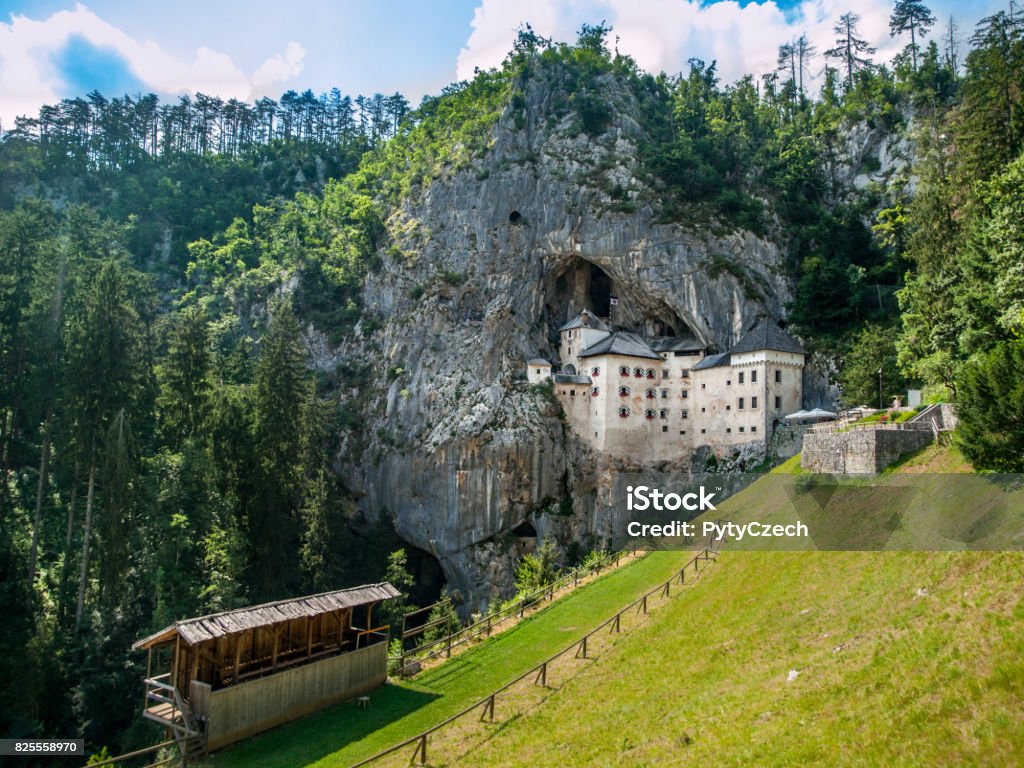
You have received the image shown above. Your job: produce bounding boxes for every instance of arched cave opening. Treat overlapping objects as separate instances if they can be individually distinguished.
[512,519,538,556]
[543,258,617,332]
[404,545,446,609]
[543,256,702,346]
[509,210,522,224]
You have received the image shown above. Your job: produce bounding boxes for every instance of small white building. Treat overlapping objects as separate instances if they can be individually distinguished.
[527,313,806,461]
[526,358,552,384]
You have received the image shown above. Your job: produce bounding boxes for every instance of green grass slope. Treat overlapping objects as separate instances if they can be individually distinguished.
[204,550,694,768]
[442,447,1024,767]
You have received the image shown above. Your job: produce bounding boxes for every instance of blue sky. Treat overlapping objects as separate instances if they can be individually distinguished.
[0,0,1005,126]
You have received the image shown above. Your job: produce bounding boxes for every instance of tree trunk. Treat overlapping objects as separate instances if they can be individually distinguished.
[74,451,97,632]
[58,460,80,625]
[26,405,53,603]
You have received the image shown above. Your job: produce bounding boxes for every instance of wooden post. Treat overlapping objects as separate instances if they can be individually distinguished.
[306,617,313,659]
[574,569,579,587]
[486,615,492,637]
[271,628,280,670]
[446,631,452,659]
[366,602,374,631]
[233,635,241,684]
[144,648,152,710]
[417,734,427,764]
[610,612,620,633]
[172,635,181,692]
[642,595,648,614]
[535,662,547,687]
[663,581,670,598]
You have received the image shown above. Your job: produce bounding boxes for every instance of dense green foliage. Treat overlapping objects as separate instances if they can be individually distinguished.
[1,2,1022,757]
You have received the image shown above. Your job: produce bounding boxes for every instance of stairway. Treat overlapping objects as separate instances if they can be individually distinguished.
[142,676,204,764]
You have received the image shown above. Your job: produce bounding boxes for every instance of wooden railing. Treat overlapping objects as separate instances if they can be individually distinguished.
[355,545,718,767]
[392,548,638,674]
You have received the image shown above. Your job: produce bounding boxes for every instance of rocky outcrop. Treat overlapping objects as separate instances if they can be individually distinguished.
[333,66,799,610]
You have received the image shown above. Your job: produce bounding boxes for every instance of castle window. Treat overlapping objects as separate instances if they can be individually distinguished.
[739,426,745,432]
[619,366,630,377]
[726,380,732,386]
[681,390,688,399]
[591,387,600,397]
[645,388,657,399]
[680,370,689,378]
[751,396,758,409]
[646,369,656,379]
[775,370,782,383]
[726,427,731,433]
[738,398,745,410]
[751,370,758,383]
[701,429,706,434]
[618,406,630,418]
[660,389,668,398]
[738,372,744,384]
[681,410,688,419]
[751,426,757,432]
[570,390,575,397]
[662,426,668,433]
[618,386,631,397]
[659,409,667,419]
[644,409,657,419]
[701,383,706,389]
[662,369,669,379]
[634,367,644,377]
[591,366,601,377]
[701,407,706,412]
[775,396,782,409]
[726,405,731,410]
[680,430,686,435]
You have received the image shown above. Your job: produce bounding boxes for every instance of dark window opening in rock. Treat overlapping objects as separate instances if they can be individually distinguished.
[403,545,446,609]
[588,263,612,317]
[513,520,537,555]
[509,210,522,224]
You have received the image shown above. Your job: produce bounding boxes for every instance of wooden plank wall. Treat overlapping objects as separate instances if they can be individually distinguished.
[200,641,388,751]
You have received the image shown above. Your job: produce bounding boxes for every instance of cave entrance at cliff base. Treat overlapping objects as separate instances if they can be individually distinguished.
[404,545,445,609]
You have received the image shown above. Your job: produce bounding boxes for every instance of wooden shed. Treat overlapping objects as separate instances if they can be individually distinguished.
[133,582,399,752]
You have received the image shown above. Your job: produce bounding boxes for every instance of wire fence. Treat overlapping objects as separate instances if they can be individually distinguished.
[392,547,639,674]
[353,544,719,767]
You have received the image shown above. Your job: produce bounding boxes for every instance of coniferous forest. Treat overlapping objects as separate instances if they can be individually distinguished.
[1,2,1023,757]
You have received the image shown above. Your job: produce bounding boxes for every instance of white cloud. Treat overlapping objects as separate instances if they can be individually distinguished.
[457,0,999,93]
[0,3,304,126]
[456,0,573,80]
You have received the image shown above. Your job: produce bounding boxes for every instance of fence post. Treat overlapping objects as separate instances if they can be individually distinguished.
[576,636,588,658]
[612,612,620,633]
[520,599,525,618]
[679,567,685,585]
[446,632,452,658]
[486,615,492,637]
[663,581,670,598]
[642,594,648,614]
[535,661,547,687]
[417,734,427,765]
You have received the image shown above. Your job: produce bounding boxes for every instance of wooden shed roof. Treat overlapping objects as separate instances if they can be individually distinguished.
[132,582,401,650]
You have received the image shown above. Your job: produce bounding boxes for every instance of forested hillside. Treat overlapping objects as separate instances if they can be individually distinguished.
[0,3,1022,758]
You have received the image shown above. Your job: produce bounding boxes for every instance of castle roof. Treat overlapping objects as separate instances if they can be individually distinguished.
[553,373,592,385]
[527,358,552,366]
[648,337,706,353]
[730,318,805,356]
[558,310,610,333]
[692,351,731,371]
[579,332,661,361]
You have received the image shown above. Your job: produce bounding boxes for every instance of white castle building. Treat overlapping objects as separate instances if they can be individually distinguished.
[527,310,805,462]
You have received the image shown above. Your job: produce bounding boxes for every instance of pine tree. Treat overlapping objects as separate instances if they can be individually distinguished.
[158,305,211,442]
[890,0,937,72]
[64,260,142,630]
[955,338,1024,471]
[826,12,878,89]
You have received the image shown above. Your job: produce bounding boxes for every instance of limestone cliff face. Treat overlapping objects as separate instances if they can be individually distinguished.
[333,69,796,610]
